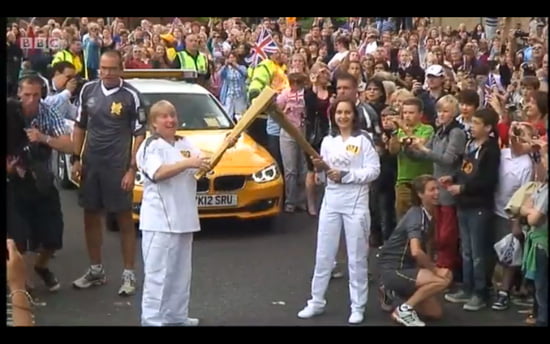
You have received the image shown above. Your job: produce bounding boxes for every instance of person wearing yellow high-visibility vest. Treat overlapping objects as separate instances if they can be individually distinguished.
[51,39,85,78]
[247,49,289,167]
[171,34,210,86]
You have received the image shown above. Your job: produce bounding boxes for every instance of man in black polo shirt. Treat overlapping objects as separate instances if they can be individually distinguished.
[378,175,452,327]
[71,50,146,296]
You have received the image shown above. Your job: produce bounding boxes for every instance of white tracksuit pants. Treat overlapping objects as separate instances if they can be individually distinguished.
[307,202,370,313]
[141,230,193,326]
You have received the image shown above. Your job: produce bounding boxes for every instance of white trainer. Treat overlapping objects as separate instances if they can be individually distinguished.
[118,272,137,296]
[297,305,325,319]
[182,317,199,326]
[392,305,426,327]
[348,311,364,324]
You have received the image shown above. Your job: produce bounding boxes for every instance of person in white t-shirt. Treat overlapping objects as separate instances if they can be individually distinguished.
[490,123,535,312]
[328,36,350,71]
[137,100,235,326]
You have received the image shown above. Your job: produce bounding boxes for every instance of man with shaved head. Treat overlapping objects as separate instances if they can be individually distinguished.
[172,33,210,85]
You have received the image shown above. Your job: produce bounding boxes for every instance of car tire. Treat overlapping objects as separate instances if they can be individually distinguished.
[55,152,75,189]
[106,213,120,232]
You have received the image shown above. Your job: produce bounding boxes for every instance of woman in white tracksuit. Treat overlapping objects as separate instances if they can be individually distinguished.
[136,100,235,326]
[297,97,381,324]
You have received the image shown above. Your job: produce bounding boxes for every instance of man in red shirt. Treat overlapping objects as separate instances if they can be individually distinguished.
[124,47,152,69]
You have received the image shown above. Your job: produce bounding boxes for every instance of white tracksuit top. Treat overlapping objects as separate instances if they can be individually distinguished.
[319,131,381,214]
[137,135,201,234]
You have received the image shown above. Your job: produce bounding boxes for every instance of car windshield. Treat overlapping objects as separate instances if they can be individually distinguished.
[141,93,233,130]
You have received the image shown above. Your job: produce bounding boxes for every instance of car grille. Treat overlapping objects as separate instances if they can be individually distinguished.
[196,177,209,192]
[213,175,246,191]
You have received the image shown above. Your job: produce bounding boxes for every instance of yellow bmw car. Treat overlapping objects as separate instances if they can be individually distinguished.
[125,71,283,226]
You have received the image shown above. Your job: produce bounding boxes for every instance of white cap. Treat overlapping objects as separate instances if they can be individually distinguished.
[426,64,445,77]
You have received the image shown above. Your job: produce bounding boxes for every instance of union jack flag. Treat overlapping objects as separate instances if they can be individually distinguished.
[484,73,498,107]
[245,28,278,67]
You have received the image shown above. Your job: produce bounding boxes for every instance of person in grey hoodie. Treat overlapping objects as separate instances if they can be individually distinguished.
[408,95,466,274]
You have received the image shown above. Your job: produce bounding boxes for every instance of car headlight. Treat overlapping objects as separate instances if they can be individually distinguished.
[251,164,279,183]
[135,170,144,186]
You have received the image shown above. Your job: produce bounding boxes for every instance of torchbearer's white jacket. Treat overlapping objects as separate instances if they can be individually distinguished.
[137,135,201,234]
[319,130,381,215]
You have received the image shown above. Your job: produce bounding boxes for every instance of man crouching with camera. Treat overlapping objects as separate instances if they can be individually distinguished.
[7,76,73,292]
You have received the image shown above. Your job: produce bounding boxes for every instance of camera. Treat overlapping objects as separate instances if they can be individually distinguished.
[70,75,87,99]
[514,30,529,38]
[506,103,518,112]
[403,137,414,146]
[512,126,523,137]
[7,98,55,194]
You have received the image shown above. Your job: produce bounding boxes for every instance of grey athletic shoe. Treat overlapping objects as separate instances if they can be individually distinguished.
[73,267,107,289]
[118,272,137,296]
[463,295,487,311]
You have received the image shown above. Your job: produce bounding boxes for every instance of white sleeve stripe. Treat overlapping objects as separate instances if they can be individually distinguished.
[76,80,99,122]
[122,86,141,112]
[134,119,143,132]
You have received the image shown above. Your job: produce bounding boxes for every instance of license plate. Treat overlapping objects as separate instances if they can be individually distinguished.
[196,194,238,208]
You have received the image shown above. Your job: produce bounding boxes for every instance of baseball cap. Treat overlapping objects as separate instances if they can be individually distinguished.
[426,64,445,77]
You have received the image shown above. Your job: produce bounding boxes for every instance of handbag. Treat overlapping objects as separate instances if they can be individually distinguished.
[494,233,523,267]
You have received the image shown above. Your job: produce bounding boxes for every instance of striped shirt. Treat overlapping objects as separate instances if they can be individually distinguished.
[44,87,78,121]
[6,293,13,327]
[28,101,69,137]
[6,293,35,326]
[485,17,499,27]
[456,115,473,140]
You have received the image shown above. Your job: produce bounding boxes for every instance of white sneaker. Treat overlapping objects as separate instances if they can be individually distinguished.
[392,305,426,327]
[73,267,107,289]
[118,272,136,296]
[297,305,324,319]
[182,317,199,326]
[348,311,364,324]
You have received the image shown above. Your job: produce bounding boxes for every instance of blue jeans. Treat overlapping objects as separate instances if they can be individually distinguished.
[267,134,283,176]
[535,247,548,326]
[457,207,493,298]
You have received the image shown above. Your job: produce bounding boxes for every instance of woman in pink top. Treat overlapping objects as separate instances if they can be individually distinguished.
[276,73,308,213]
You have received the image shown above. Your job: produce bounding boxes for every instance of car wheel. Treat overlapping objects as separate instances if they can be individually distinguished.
[106,213,120,232]
[55,152,75,189]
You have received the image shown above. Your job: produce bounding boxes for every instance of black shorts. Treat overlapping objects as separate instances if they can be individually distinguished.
[11,183,64,252]
[7,181,29,251]
[381,268,419,299]
[79,163,132,213]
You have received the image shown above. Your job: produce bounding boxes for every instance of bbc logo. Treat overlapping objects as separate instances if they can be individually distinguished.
[19,37,66,50]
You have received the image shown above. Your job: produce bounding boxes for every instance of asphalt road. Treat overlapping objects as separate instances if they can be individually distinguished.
[29,189,526,326]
